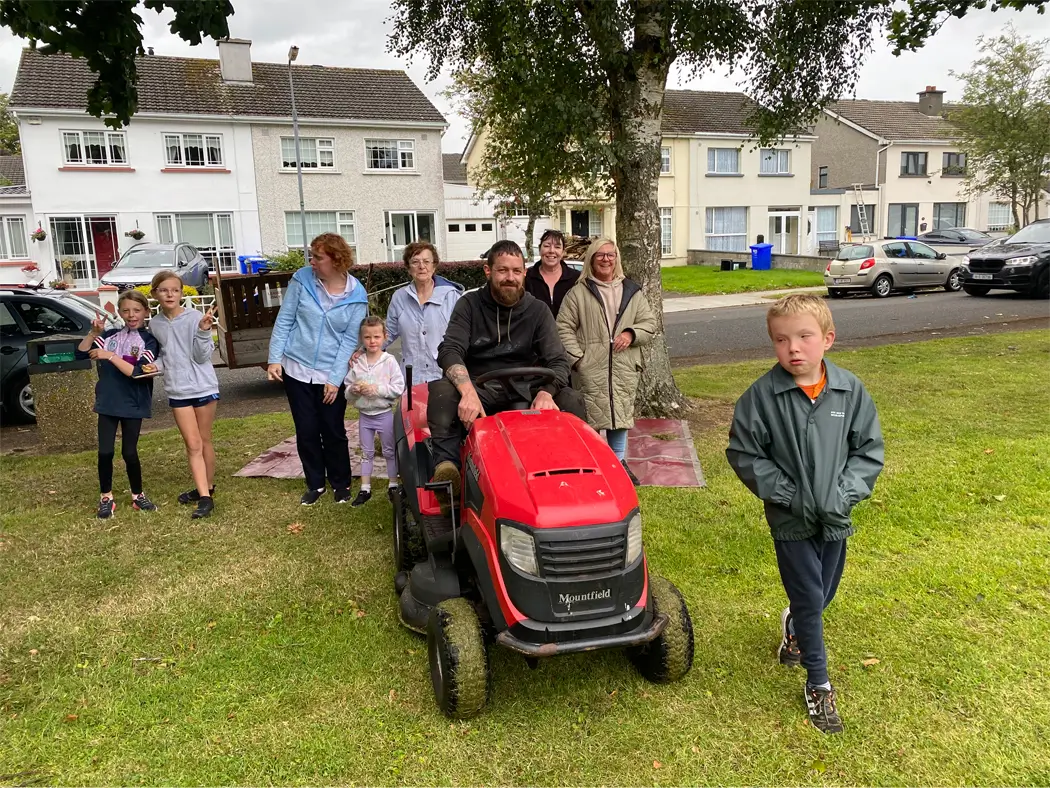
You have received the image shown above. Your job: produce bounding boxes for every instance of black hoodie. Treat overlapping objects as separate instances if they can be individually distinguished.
[524,259,580,317]
[437,282,571,401]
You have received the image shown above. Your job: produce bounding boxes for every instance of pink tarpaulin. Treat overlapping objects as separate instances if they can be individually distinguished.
[235,418,704,488]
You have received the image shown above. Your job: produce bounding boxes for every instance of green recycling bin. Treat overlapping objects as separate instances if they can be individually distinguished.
[26,334,97,453]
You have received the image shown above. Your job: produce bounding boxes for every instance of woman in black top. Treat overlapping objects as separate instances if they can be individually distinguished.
[523,229,580,317]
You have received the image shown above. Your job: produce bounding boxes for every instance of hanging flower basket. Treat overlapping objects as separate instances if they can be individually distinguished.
[125,229,145,240]
[21,263,43,286]
[30,227,47,242]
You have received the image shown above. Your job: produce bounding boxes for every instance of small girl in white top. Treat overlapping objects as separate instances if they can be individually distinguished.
[345,316,405,506]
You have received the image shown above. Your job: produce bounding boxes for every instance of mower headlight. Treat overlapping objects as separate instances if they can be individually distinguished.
[626,512,643,565]
[500,523,538,576]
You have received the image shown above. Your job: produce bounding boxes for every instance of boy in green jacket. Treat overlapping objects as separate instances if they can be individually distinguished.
[726,294,884,734]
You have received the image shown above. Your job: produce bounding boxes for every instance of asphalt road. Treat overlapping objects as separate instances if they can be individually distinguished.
[3,288,1047,452]
[666,288,1049,365]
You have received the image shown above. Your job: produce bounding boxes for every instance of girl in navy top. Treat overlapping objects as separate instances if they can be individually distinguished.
[76,290,159,519]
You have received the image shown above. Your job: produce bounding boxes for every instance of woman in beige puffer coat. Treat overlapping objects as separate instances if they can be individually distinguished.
[557,237,658,484]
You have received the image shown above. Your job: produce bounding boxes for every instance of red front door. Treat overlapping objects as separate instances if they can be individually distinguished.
[89,218,119,278]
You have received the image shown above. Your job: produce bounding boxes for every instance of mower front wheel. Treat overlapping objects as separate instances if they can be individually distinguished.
[427,597,490,719]
[627,576,695,684]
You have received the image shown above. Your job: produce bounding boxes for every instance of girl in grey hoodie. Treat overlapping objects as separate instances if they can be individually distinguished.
[147,271,221,518]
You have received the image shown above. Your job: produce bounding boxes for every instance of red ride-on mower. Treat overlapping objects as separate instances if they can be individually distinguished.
[390,366,694,719]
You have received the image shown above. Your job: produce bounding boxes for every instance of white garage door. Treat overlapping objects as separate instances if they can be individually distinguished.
[445,219,497,261]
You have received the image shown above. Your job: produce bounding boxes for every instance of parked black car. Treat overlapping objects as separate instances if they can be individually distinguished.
[0,289,113,423]
[916,227,994,247]
[960,219,1050,298]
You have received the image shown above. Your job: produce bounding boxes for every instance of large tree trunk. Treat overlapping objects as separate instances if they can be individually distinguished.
[607,0,686,418]
[524,211,537,258]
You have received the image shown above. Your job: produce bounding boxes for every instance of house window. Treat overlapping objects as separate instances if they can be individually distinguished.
[61,130,127,166]
[942,152,967,176]
[365,139,415,171]
[705,207,747,251]
[504,202,530,217]
[849,204,877,234]
[0,216,28,260]
[589,210,602,238]
[814,206,838,245]
[660,208,672,256]
[660,146,671,175]
[900,152,927,176]
[164,133,224,167]
[888,203,919,237]
[933,203,966,230]
[759,149,791,175]
[707,148,740,174]
[281,137,335,169]
[448,224,460,232]
[156,212,236,273]
[817,166,829,189]
[284,211,356,253]
[987,202,1012,231]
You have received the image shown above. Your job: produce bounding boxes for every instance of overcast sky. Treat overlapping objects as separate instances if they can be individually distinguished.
[2,1,1048,154]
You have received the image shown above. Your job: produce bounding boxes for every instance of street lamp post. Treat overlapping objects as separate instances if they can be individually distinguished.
[287,45,309,265]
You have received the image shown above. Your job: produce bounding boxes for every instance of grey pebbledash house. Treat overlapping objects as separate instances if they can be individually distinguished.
[6,39,447,289]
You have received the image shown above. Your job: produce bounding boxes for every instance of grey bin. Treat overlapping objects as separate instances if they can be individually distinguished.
[26,334,97,453]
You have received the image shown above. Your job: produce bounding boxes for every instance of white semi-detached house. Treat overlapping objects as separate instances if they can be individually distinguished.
[7,40,446,291]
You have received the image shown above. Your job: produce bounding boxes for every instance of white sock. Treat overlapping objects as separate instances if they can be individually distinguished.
[361,483,371,492]
[388,481,399,489]
[810,681,832,691]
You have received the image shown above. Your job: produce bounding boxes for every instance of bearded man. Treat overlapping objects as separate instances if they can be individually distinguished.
[426,240,586,505]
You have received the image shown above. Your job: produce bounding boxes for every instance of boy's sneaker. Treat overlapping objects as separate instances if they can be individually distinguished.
[97,497,116,519]
[351,489,372,507]
[178,487,214,505]
[333,487,352,504]
[621,460,641,486]
[779,606,801,667]
[191,496,214,519]
[300,488,325,506]
[805,684,844,734]
[132,493,158,512]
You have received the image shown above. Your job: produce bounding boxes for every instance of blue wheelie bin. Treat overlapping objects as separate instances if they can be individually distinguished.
[238,254,271,274]
[749,243,774,270]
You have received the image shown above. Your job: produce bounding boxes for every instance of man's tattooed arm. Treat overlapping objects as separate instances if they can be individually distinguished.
[446,364,470,387]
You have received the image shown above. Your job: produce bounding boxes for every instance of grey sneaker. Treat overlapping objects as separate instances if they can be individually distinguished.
[97,496,116,519]
[805,684,844,734]
[779,606,801,667]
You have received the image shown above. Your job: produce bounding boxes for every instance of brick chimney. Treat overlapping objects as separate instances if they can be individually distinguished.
[217,38,253,85]
[917,85,945,116]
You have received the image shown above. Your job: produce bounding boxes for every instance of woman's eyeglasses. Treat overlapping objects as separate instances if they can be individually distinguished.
[594,252,616,260]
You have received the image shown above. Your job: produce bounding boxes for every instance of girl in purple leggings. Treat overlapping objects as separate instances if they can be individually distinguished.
[345,316,405,506]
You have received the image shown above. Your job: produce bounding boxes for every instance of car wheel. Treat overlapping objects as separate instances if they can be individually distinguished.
[871,274,893,298]
[1030,268,1049,299]
[427,597,489,719]
[4,376,36,424]
[962,284,991,297]
[828,288,846,299]
[945,269,962,292]
[627,576,695,684]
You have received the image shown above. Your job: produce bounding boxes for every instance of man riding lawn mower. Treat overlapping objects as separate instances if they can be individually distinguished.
[390,242,695,718]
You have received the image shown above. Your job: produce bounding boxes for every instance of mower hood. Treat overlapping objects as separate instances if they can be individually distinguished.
[468,410,637,528]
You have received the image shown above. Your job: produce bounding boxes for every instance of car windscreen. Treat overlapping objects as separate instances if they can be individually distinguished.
[1004,222,1050,245]
[117,249,175,268]
[836,245,873,261]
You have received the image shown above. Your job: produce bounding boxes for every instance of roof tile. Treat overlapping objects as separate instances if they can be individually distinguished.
[826,99,956,141]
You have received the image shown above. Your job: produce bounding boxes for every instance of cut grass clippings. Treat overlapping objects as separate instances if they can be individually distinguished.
[2,331,1049,785]
[661,264,824,296]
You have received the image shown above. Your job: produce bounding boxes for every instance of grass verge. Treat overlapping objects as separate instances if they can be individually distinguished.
[662,265,824,296]
[2,331,1049,785]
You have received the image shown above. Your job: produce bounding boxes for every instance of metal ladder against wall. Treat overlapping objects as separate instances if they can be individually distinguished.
[852,183,871,238]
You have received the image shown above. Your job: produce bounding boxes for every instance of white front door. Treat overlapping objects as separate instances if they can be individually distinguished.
[386,211,437,262]
[768,213,800,254]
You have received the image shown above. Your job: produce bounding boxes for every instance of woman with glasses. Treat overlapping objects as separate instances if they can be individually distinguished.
[384,241,463,384]
[524,229,579,317]
[556,237,657,485]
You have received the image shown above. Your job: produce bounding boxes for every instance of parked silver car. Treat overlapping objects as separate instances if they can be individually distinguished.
[825,239,963,298]
[99,243,211,291]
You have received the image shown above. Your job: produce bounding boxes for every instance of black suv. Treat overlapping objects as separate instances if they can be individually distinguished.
[1,289,111,423]
[960,219,1050,298]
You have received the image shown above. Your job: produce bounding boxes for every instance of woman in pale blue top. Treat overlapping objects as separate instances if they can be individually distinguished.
[385,241,463,384]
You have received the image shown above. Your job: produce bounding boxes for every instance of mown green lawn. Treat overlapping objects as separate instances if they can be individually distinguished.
[2,331,1048,786]
[662,265,825,295]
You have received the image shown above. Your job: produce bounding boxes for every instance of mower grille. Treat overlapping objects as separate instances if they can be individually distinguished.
[537,531,626,580]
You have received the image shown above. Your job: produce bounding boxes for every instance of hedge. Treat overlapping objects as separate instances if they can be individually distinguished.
[347,260,489,318]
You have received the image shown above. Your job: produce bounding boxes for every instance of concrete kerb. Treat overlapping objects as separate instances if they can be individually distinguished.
[661,286,827,313]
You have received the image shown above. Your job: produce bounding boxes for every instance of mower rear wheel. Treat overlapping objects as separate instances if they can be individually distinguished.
[392,486,426,575]
[427,597,490,719]
[627,576,695,684]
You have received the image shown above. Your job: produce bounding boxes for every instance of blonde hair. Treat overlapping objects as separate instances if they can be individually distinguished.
[359,314,386,341]
[150,270,183,292]
[582,237,624,281]
[117,290,150,312]
[766,293,835,337]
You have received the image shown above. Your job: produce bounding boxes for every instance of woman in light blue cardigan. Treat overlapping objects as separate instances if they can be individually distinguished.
[267,233,367,505]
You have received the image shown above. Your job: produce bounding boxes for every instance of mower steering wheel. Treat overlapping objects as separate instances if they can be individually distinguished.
[474,367,557,388]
